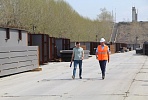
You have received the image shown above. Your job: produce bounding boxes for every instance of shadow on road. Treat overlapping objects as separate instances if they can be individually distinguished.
[40,78,102,82]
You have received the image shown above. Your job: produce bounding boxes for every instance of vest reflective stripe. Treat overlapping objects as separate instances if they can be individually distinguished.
[97,45,108,60]
[97,52,107,54]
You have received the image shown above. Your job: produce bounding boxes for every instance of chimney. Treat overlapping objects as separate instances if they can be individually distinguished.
[132,7,137,22]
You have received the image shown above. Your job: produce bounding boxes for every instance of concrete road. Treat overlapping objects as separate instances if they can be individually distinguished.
[0,51,148,100]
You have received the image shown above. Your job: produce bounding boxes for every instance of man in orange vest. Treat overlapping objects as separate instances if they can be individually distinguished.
[96,38,110,80]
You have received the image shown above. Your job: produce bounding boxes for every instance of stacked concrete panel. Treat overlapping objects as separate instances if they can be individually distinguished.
[0,46,39,76]
[0,27,39,77]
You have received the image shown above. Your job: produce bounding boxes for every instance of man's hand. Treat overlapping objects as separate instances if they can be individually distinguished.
[71,59,73,62]
[71,52,74,62]
[81,57,84,60]
[108,59,110,63]
[71,57,74,62]
[96,56,98,59]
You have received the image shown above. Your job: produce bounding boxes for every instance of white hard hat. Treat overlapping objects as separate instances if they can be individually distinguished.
[100,38,105,42]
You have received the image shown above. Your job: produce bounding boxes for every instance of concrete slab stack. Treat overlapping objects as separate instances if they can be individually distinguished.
[0,27,39,76]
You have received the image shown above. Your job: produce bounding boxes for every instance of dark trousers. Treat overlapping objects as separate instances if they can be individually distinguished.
[99,60,107,76]
[73,60,82,77]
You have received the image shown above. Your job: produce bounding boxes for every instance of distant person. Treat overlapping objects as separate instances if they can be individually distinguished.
[71,42,84,79]
[96,38,110,80]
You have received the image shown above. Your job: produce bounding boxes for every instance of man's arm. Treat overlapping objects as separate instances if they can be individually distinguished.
[96,47,98,59]
[71,50,74,62]
[81,49,84,60]
[96,52,98,59]
[107,50,110,63]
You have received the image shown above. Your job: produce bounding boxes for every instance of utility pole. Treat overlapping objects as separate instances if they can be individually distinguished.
[136,36,138,44]
[96,34,98,42]
[32,25,36,34]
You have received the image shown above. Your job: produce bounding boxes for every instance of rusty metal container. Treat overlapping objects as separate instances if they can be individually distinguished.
[70,42,99,55]
[49,37,57,61]
[127,44,134,51]
[70,42,76,50]
[136,48,143,54]
[90,42,99,55]
[110,44,116,54]
[115,43,122,52]
[28,34,49,64]
[143,41,148,55]
[60,50,90,62]
[133,44,140,50]
[64,39,70,50]
[121,43,127,47]
[55,38,70,57]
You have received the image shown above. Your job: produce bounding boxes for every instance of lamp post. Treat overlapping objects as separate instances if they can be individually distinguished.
[127,33,131,43]
[96,34,98,42]
[30,24,36,34]
[136,36,138,44]
[33,25,36,33]
[78,34,80,41]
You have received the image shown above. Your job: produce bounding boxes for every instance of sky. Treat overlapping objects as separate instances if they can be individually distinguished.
[64,0,148,22]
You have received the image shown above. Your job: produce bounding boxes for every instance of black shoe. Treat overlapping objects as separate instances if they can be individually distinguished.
[72,75,75,79]
[102,76,105,80]
[79,76,82,79]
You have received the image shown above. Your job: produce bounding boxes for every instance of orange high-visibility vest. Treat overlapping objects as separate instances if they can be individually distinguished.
[97,45,108,60]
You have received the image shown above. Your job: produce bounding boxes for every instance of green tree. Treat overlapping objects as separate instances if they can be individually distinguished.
[97,8,114,41]
[0,0,113,42]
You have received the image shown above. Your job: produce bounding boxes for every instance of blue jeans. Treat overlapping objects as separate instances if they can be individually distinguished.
[73,60,82,77]
[99,60,107,77]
